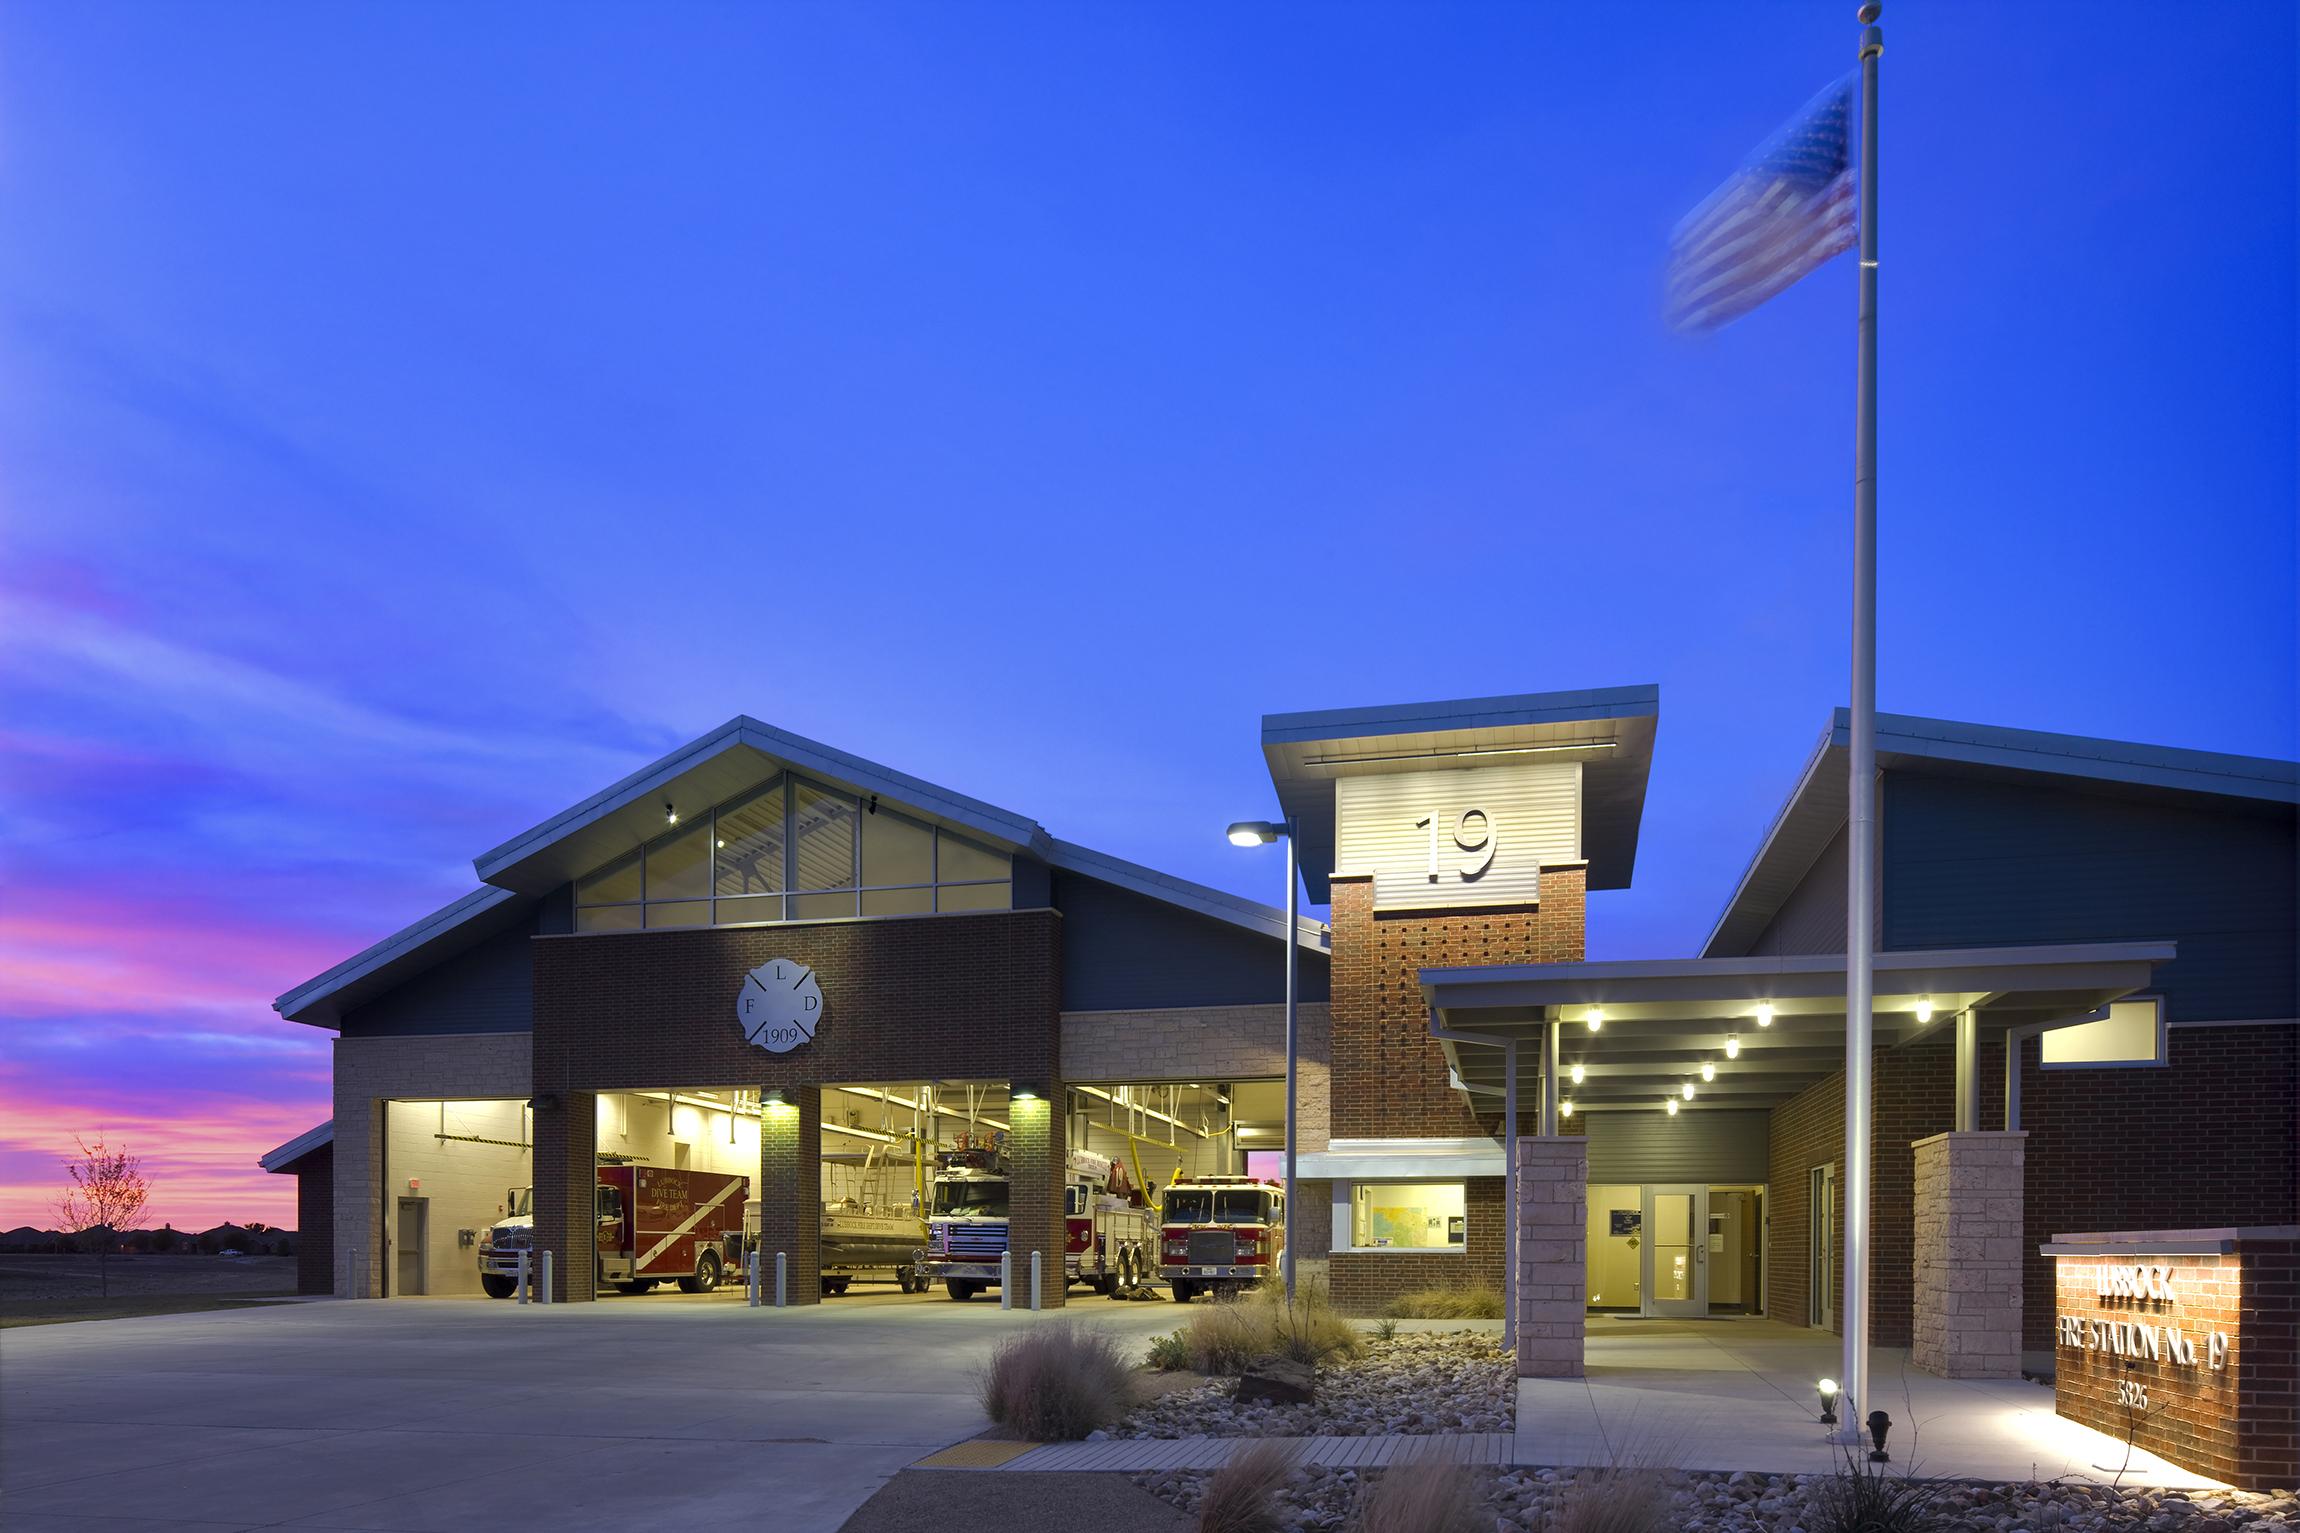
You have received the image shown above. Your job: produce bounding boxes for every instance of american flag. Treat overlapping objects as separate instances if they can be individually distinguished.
[1666,79,1857,332]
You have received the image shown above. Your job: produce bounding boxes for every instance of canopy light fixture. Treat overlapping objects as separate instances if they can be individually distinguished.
[1725,1033,1741,1059]
[1755,1003,1774,1027]
[1665,1097,1679,1116]
[1226,820,1284,847]
[1914,997,1935,1024]
[1681,1081,1696,1100]
[1559,1099,1573,1118]
[1700,1061,1716,1082]
[1585,1007,1605,1032]
[1569,1062,1586,1085]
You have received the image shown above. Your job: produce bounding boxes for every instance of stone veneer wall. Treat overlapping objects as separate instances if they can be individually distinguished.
[1516,1136,1589,1378]
[1909,1131,2025,1378]
[332,1033,532,1298]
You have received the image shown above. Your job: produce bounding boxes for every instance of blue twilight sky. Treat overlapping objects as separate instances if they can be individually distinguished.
[1,2,2292,1226]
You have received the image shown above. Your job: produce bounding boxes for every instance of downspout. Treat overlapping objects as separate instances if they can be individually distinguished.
[1430,1010,1524,1354]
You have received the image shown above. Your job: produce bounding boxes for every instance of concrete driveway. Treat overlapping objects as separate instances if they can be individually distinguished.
[0,1292,1186,1532]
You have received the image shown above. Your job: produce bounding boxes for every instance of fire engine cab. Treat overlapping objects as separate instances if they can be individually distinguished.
[920,1140,1154,1300]
[1159,1174,1284,1303]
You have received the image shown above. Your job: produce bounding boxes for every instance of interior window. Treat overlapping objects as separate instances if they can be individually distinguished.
[1348,1181,1466,1250]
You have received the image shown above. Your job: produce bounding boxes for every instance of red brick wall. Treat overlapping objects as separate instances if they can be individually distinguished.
[1324,868,1583,1314]
[294,1145,333,1296]
[2007,1024,2300,1351]
[1328,870,1585,1140]
[1770,1022,2298,1353]
[2052,1236,2300,1490]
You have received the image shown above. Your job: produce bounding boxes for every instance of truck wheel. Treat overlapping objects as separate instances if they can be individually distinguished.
[480,1274,516,1300]
[896,1270,919,1294]
[677,1252,724,1294]
[945,1279,978,1301]
[1170,1279,1195,1305]
[820,1276,850,1296]
[616,1280,657,1295]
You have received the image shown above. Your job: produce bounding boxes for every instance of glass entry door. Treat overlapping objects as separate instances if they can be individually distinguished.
[1640,1184,1708,1317]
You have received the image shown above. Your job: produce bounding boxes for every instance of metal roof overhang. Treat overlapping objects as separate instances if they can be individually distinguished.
[1421,941,2173,1113]
[473,716,1054,896]
[1261,685,1660,901]
[259,1119,335,1173]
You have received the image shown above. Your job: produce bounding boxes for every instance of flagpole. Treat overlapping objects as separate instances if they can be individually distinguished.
[1841,0,1883,1442]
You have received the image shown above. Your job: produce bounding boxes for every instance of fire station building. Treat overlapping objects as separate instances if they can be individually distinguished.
[264,687,2297,1362]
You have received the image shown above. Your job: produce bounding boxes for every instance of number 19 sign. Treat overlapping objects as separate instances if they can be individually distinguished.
[739,960,823,1053]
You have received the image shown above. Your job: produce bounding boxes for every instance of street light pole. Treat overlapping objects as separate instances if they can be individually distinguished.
[1282,815,1299,1305]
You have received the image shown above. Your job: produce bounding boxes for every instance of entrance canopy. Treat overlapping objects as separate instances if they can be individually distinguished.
[1421,941,2172,1114]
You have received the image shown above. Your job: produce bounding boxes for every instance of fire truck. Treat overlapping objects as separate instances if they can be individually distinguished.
[1159,1174,1285,1302]
[919,1141,1155,1301]
[480,1161,748,1298]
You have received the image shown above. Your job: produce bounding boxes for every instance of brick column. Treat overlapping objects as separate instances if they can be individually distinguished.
[1005,1084,1067,1309]
[758,1087,821,1305]
[1910,1130,2024,1377]
[532,1090,597,1303]
[1516,1136,1588,1379]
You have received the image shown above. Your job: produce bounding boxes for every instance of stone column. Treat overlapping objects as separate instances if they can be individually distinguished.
[1910,1130,2025,1377]
[532,1090,598,1303]
[1516,1135,1588,1379]
[757,1087,821,1305]
[1005,1082,1067,1310]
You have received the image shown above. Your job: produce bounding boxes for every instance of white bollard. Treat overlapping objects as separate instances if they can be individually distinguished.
[347,1248,359,1299]
[747,1252,760,1307]
[1031,1250,1042,1312]
[516,1250,530,1304]
[539,1250,552,1305]
[775,1251,787,1309]
[999,1251,1012,1310]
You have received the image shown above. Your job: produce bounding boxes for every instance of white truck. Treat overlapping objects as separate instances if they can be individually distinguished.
[919,1144,1154,1300]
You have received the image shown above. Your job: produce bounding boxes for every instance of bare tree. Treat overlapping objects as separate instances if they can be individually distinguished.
[55,1135,151,1298]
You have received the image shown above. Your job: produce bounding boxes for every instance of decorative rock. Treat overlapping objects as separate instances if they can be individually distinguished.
[1235,1355,1316,1406]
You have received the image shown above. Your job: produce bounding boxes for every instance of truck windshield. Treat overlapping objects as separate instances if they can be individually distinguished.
[508,1189,532,1218]
[1165,1190,1214,1223]
[933,1180,1008,1218]
[1215,1191,1268,1224]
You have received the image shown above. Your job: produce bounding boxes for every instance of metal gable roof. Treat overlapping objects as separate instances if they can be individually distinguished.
[1045,838,1330,954]
[1702,711,2300,959]
[272,885,528,1027]
[259,1119,334,1173]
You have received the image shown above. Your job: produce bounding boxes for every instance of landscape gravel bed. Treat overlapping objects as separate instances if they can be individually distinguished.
[1133,1462,2300,1532]
[1114,1330,1512,1438]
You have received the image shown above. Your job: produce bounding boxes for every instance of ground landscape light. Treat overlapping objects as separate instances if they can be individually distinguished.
[1701,1061,1716,1082]
[1818,1378,1841,1425]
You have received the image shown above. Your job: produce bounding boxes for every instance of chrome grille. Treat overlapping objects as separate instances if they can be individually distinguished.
[1187,1230,1237,1266]
[943,1223,1007,1259]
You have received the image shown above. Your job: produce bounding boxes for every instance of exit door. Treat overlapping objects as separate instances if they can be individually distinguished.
[1640,1185,1707,1317]
[395,1197,428,1297]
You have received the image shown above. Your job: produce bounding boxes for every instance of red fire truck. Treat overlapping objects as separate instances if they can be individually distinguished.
[1159,1174,1285,1302]
[920,1143,1155,1300]
[480,1162,748,1298]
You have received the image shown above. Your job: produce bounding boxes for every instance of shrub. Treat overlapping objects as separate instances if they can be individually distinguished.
[1263,1276,1363,1366]
[1552,1465,1672,1533]
[978,1323,1137,1440]
[1800,1443,1960,1533]
[1185,1296,1271,1375]
[1196,1439,1294,1533]
[1370,1317,1399,1341]
[1146,1329,1192,1372]
[1348,1461,1487,1533]
[1383,1284,1505,1320]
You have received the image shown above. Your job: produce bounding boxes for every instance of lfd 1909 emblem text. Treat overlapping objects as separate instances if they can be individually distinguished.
[739,960,822,1053]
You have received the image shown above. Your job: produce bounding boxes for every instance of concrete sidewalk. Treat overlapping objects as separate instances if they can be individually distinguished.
[1515,1315,2222,1489]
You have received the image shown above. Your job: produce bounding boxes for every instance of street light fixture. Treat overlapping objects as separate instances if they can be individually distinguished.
[1226,815,1299,1303]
